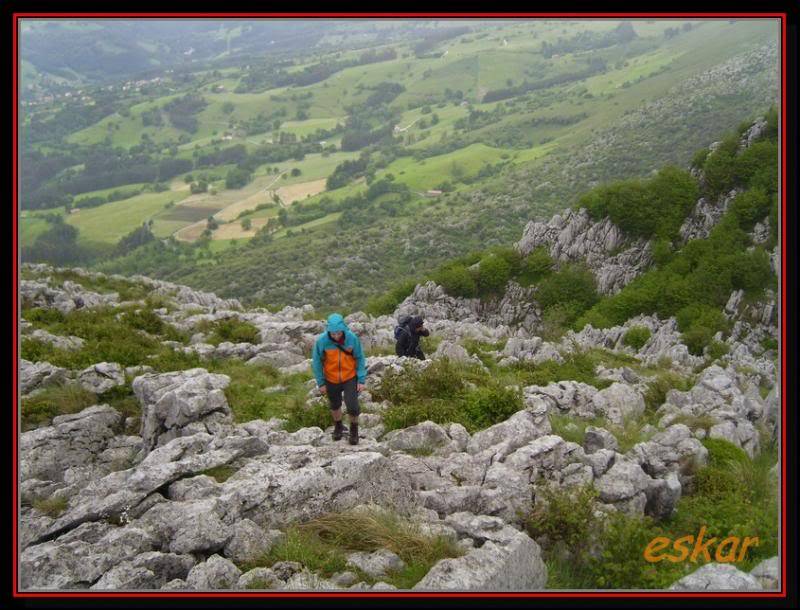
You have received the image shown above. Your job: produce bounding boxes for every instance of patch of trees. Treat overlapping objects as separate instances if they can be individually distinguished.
[21,215,100,266]
[258,48,399,92]
[114,223,155,257]
[20,150,79,207]
[699,112,779,199]
[43,146,192,199]
[341,124,395,152]
[225,167,252,189]
[140,107,163,127]
[23,98,120,144]
[482,58,607,103]
[579,165,699,241]
[364,82,405,107]
[540,22,637,58]
[72,186,144,209]
[157,157,193,180]
[241,108,288,135]
[664,23,693,39]
[239,141,321,170]
[197,144,248,168]
[327,155,369,190]
[163,93,207,133]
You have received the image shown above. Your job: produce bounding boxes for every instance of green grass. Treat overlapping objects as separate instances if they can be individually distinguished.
[373,357,523,433]
[200,464,238,483]
[31,495,68,517]
[20,383,98,431]
[246,506,464,589]
[642,371,696,413]
[382,143,508,192]
[66,189,192,244]
[195,317,261,346]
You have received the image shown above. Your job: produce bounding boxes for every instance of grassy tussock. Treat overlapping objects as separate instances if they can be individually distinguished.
[250,506,464,590]
[195,317,261,346]
[21,384,97,430]
[31,495,68,518]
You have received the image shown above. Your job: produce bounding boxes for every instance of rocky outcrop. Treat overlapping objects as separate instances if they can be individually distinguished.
[669,562,762,591]
[20,359,70,396]
[413,513,547,590]
[27,328,85,351]
[656,365,764,457]
[133,368,234,454]
[21,278,119,314]
[395,282,518,337]
[516,208,652,296]
[78,362,126,394]
[20,405,124,483]
[678,189,739,244]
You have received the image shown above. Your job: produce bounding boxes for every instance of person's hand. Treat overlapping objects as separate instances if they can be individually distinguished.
[357,383,365,393]
[319,385,327,394]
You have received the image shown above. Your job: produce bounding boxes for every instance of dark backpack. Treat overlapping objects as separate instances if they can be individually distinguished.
[394,315,412,341]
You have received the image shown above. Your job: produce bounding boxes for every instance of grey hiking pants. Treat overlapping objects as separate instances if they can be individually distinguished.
[325,376,360,416]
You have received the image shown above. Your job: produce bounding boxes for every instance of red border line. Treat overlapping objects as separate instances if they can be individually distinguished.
[10,12,789,18]
[12,12,788,599]
[12,10,19,598]
[780,11,788,596]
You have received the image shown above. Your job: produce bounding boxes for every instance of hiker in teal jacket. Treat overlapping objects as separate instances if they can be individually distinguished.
[312,313,367,444]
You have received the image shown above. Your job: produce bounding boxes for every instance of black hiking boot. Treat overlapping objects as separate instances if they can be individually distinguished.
[332,420,345,441]
[348,422,359,445]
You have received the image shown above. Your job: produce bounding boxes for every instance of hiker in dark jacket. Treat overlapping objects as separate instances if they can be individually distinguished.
[395,315,430,360]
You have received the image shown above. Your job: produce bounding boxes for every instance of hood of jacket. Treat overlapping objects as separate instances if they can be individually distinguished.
[326,313,349,334]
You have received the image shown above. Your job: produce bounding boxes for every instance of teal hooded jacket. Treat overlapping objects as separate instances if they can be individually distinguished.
[311,313,367,387]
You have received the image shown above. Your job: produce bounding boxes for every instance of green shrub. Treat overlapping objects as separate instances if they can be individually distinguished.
[462,383,523,430]
[681,325,715,356]
[691,148,709,169]
[705,339,729,361]
[735,140,779,194]
[474,253,512,296]
[123,308,165,335]
[536,264,598,316]
[24,307,66,326]
[702,437,750,468]
[643,371,694,412]
[365,279,418,316]
[539,303,580,341]
[622,326,651,350]
[579,166,697,240]
[702,134,739,198]
[583,513,685,589]
[375,358,525,432]
[21,305,163,369]
[510,351,611,389]
[668,438,779,569]
[526,484,599,553]
[516,246,554,286]
[729,188,771,231]
[199,318,261,345]
[432,263,477,298]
